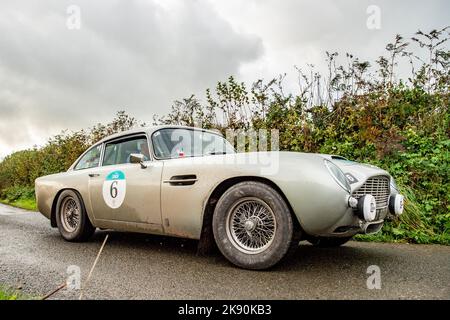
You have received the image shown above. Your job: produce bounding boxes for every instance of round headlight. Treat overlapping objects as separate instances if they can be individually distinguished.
[324,159,351,193]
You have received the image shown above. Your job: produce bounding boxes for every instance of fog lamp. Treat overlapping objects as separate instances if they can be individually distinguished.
[389,194,404,216]
[357,194,377,222]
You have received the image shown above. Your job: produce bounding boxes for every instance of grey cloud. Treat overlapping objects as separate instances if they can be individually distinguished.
[211,0,449,95]
[0,0,263,157]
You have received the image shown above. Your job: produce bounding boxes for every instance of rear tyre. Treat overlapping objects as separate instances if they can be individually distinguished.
[212,181,294,270]
[307,236,352,247]
[56,190,95,242]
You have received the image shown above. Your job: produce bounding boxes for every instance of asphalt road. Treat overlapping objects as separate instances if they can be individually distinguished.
[0,203,449,300]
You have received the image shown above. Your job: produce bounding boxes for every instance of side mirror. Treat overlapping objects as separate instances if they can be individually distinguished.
[130,153,147,169]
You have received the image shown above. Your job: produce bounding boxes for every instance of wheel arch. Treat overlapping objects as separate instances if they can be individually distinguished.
[197,176,302,254]
[50,188,91,228]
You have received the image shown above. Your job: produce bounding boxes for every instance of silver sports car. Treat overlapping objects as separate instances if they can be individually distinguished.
[35,125,404,269]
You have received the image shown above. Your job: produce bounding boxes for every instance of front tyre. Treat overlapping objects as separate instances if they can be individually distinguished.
[307,236,352,247]
[56,190,95,242]
[212,181,294,270]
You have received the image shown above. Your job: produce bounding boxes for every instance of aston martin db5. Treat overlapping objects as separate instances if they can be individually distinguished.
[35,126,404,269]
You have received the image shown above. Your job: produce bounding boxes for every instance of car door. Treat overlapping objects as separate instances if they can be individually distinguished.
[86,134,163,226]
[153,127,236,239]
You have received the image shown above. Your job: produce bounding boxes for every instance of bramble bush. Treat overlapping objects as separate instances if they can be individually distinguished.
[0,28,448,244]
[154,28,450,244]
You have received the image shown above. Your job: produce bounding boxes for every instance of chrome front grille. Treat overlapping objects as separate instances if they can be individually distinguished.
[352,176,390,212]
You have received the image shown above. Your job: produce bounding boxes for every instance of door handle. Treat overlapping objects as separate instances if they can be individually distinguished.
[88,173,100,178]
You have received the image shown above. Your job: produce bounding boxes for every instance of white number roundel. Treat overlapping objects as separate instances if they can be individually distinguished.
[102,170,126,209]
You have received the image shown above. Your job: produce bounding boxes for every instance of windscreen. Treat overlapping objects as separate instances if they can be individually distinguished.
[152,128,235,159]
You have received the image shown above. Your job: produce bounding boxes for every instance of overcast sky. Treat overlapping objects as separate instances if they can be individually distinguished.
[0,0,449,158]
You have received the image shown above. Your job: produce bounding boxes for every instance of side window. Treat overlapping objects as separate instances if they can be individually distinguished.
[74,145,102,170]
[102,136,150,166]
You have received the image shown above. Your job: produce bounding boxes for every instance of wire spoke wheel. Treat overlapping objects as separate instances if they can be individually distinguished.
[226,197,277,254]
[60,197,80,233]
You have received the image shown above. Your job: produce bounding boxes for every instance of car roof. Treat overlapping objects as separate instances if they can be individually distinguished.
[95,125,223,145]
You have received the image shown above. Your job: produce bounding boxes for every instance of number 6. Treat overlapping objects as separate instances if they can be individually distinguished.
[110,180,118,198]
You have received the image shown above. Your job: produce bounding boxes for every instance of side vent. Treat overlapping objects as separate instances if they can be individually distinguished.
[164,175,198,186]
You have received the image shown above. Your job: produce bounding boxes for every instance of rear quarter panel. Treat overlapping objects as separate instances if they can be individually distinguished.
[35,170,91,222]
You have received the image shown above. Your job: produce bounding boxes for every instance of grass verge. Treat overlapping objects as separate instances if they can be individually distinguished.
[355,232,450,245]
[0,285,32,300]
[0,197,37,211]
[0,186,37,211]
